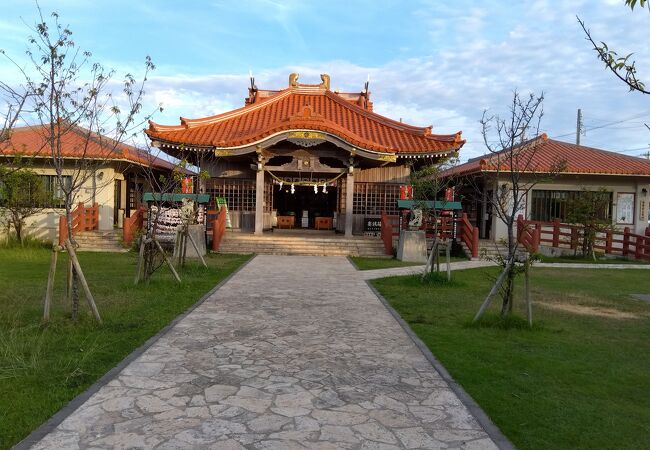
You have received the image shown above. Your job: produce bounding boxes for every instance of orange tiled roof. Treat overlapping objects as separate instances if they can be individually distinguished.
[146,80,464,155]
[1,124,184,172]
[443,135,650,177]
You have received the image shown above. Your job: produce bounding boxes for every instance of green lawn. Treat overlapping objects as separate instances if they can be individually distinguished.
[372,267,650,450]
[0,247,250,449]
[537,253,647,264]
[350,255,468,270]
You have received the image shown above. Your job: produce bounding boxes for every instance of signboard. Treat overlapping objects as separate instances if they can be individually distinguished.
[215,197,232,229]
[616,193,635,224]
[364,217,381,234]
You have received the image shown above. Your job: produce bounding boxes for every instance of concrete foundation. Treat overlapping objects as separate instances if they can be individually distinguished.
[396,230,428,263]
[174,224,206,258]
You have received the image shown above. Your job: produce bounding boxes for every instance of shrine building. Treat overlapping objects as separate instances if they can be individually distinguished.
[145,74,465,236]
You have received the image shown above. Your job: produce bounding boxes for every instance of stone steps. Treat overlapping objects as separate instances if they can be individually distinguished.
[217,233,387,256]
[74,230,127,252]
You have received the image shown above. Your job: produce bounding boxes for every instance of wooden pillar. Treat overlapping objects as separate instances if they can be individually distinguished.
[345,169,354,237]
[254,155,264,235]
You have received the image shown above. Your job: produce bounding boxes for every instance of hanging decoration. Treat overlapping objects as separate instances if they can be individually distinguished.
[290,184,295,194]
[322,183,327,194]
[266,169,346,187]
[313,184,318,194]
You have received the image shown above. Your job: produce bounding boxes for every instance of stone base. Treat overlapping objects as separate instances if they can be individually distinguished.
[174,224,206,258]
[396,230,428,263]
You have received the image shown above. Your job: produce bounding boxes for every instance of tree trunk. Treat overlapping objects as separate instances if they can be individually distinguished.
[65,203,80,321]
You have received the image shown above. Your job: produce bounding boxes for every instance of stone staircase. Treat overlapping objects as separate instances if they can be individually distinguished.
[217,231,387,257]
[460,239,527,260]
[73,229,127,252]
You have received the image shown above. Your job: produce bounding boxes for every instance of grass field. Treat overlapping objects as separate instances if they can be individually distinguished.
[0,247,249,449]
[350,255,468,270]
[372,267,650,450]
[537,253,647,264]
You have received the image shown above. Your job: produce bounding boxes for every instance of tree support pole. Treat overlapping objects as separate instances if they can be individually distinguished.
[186,231,208,268]
[43,245,58,322]
[473,261,512,323]
[446,241,451,281]
[154,238,181,283]
[64,239,102,324]
[134,236,146,285]
[525,254,532,326]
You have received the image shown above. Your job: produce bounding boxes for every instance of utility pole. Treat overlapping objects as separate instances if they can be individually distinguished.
[576,108,583,146]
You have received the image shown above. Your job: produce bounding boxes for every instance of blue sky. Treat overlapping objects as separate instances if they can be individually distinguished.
[2,0,650,161]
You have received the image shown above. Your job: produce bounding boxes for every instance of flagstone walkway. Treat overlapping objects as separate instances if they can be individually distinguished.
[28,255,501,450]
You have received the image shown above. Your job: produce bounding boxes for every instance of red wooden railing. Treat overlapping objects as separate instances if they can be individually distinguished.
[210,206,228,252]
[458,213,479,258]
[123,207,145,246]
[58,202,99,246]
[380,211,395,255]
[516,214,650,262]
[516,216,541,253]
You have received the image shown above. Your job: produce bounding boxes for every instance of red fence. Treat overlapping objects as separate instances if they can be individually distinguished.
[123,207,145,246]
[58,203,99,246]
[210,206,228,252]
[380,211,479,258]
[516,215,650,262]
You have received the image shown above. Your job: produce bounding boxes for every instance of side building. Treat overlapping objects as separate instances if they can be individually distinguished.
[445,134,650,243]
[0,124,182,243]
[145,73,465,236]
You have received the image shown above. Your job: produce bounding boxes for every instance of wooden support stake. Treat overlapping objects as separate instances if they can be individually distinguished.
[134,235,146,285]
[446,241,451,281]
[473,260,512,323]
[66,257,73,302]
[154,238,182,283]
[525,254,532,327]
[43,246,58,322]
[186,231,208,268]
[64,239,102,324]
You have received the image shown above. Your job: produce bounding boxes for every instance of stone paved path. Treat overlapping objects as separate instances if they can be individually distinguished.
[30,255,499,450]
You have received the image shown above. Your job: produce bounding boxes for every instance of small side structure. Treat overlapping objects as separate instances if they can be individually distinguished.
[0,125,184,243]
[444,135,650,255]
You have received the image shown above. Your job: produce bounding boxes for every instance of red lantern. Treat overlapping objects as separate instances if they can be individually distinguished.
[181,177,194,194]
[400,185,413,200]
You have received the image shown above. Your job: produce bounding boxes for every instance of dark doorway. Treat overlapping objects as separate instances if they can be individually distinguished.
[114,180,122,226]
[273,184,338,228]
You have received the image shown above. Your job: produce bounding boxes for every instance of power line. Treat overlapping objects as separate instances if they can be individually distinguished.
[551,109,650,139]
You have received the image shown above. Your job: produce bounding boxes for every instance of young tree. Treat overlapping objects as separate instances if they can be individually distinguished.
[473,91,566,321]
[409,155,460,280]
[4,7,155,321]
[565,188,613,259]
[0,164,49,243]
[132,143,188,284]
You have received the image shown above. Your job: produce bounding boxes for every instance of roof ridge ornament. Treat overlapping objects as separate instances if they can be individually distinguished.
[320,74,330,90]
[289,73,299,87]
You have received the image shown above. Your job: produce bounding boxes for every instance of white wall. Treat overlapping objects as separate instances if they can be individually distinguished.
[1,164,122,242]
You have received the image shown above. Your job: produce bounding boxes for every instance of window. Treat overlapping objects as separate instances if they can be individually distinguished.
[353,183,401,215]
[42,175,71,207]
[530,190,612,222]
[206,178,272,212]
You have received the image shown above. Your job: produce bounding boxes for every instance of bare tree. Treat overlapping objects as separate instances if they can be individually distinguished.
[472,91,566,322]
[5,7,156,321]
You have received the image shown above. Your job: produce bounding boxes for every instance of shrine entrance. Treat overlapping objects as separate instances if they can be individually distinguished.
[273,182,339,230]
